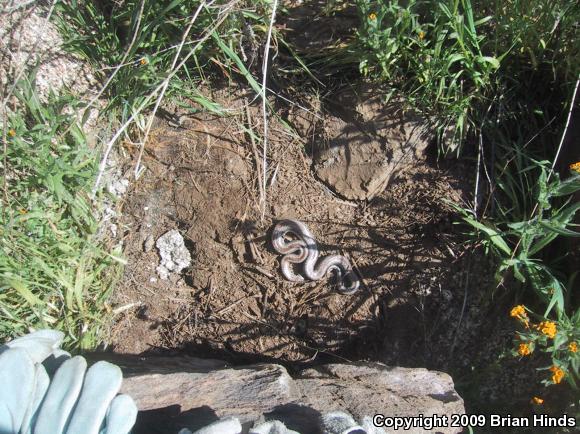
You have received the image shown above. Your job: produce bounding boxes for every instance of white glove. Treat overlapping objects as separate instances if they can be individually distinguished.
[178,417,242,434]
[320,411,387,434]
[249,420,300,434]
[0,329,138,434]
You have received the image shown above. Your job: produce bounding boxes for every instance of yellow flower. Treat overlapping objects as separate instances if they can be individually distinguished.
[570,162,580,174]
[8,129,16,137]
[368,12,377,21]
[140,58,148,65]
[569,342,578,353]
[418,31,426,40]
[549,366,565,384]
[517,343,532,356]
[531,396,544,405]
[537,321,557,339]
[510,305,530,326]
[510,305,526,318]
[18,209,27,215]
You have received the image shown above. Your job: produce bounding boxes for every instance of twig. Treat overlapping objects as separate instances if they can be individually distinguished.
[213,294,260,317]
[244,101,264,206]
[549,74,580,181]
[496,74,580,290]
[92,1,237,195]
[134,0,211,179]
[474,131,482,217]
[260,0,278,221]
[449,257,470,360]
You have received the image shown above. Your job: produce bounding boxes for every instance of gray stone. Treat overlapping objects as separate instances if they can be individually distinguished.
[293,363,464,434]
[156,230,192,280]
[118,359,298,423]
[313,88,432,200]
[91,354,464,434]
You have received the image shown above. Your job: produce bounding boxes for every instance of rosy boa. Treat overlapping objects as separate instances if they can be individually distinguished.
[271,219,360,294]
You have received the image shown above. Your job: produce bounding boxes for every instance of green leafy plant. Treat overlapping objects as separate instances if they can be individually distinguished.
[355,0,500,150]
[453,161,580,316]
[0,79,123,349]
[510,305,579,389]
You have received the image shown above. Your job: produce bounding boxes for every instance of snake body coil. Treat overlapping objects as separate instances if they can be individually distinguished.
[272,219,360,294]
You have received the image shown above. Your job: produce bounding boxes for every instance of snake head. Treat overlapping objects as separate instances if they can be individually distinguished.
[329,268,360,295]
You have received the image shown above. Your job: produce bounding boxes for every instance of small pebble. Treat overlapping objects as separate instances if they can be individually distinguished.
[143,234,154,252]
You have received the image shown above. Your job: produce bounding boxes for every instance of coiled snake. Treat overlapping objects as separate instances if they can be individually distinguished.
[272,219,360,295]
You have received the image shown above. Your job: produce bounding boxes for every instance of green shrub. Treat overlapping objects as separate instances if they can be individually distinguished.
[355,0,500,149]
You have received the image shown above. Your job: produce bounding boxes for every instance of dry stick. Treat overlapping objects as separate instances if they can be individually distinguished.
[92,2,237,195]
[1,111,7,214]
[244,102,265,206]
[549,74,580,181]
[496,74,580,290]
[134,0,211,179]
[473,131,483,217]
[260,0,279,221]
[480,116,557,218]
[449,256,471,360]
[214,294,261,317]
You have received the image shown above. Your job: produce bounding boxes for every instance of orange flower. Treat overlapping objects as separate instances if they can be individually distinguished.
[570,162,580,174]
[368,12,377,20]
[140,58,148,65]
[569,342,578,353]
[549,366,565,384]
[510,305,526,318]
[537,321,557,339]
[518,343,532,356]
[510,305,530,327]
[531,396,544,405]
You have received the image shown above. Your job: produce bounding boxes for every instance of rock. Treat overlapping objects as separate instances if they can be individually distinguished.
[88,354,464,434]
[290,363,464,434]
[313,87,432,200]
[143,234,155,253]
[108,179,129,198]
[0,5,99,121]
[156,230,192,280]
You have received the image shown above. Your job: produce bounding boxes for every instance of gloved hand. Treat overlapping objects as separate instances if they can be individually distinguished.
[178,417,242,434]
[320,411,387,434]
[249,420,300,434]
[178,418,300,434]
[0,329,138,434]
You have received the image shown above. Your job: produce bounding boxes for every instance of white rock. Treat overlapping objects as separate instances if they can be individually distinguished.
[155,230,191,280]
[108,179,129,198]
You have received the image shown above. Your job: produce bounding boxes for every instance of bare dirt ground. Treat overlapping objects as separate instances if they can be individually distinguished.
[105,0,563,415]
[109,85,499,368]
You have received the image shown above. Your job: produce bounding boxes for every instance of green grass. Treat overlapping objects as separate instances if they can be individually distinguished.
[53,0,271,122]
[1,0,277,350]
[1,79,123,350]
